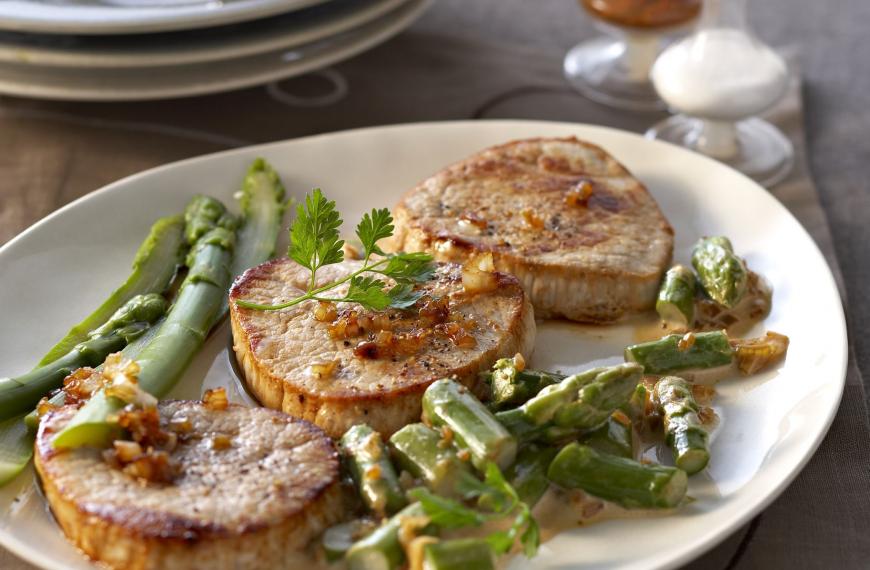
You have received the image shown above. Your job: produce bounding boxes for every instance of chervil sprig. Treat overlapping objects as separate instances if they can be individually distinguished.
[234,190,434,312]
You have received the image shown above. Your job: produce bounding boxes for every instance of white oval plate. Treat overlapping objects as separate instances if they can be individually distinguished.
[0,121,847,570]
[0,0,332,36]
[0,0,408,68]
[0,0,428,101]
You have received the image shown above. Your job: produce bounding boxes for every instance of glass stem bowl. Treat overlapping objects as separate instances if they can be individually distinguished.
[646,115,794,187]
[564,25,666,112]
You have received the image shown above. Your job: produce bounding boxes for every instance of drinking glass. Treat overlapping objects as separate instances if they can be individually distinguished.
[645,0,794,186]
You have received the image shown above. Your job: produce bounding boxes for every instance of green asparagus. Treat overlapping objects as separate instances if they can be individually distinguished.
[484,358,563,411]
[53,196,238,449]
[504,445,557,506]
[654,376,710,475]
[580,413,634,459]
[423,539,496,570]
[423,379,517,471]
[323,520,378,562]
[656,265,697,328]
[552,364,643,430]
[341,424,407,515]
[389,423,476,498]
[622,383,650,423]
[499,367,605,433]
[36,215,185,367]
[691,236,748,308]
[548,443,687,509]
[218,158,286,320]
[0,415,32,485]
[345,503,426,570]
[624,330,733,375]
[0,293,167,421]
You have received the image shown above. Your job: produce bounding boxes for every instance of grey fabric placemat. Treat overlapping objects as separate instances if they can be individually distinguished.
[1,1,868,568]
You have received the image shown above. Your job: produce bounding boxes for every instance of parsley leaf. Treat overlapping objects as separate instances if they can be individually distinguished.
[386,283,425,309]
[289,189,344,280]
[408,488,486,529]
[355,208,393,259]
[236,189,436,313]
[377,252,436,284]
[341,276,391,310]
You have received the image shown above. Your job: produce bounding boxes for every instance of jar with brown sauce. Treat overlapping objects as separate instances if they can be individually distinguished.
[581,0,701,30]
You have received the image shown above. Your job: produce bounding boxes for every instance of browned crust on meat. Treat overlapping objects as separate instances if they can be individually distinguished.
[229,260,536,437]
[35,402,343,570]
[386,137,675,323]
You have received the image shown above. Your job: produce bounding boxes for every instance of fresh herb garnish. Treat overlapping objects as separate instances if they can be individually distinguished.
[235,189,434,312]
[410,463,541,558]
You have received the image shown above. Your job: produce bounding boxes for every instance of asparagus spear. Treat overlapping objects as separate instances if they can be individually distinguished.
[484,357,563,411]
[504,444,557,506]
[580,413,634,459]
[346,503,426,570]
[547,443,687,509]
[36,215,185,367]
[552,364,643,430]
[423,539,496,570]
[498,367,606,433]
[52,196,238,449]
[691,236,748,308]
[323,520,378,562]
[0,415,32,485]
[423,379,517,471]
[22,314,163,430]
[656,265,697,328]
[341,424,407,516]
[624,331,733,375]
[217,158,286,320]
[654,376,710,475]
[389,423,476,498]
[0,293,167,421]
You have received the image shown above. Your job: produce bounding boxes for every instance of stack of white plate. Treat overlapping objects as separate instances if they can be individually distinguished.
[0,0,431,100]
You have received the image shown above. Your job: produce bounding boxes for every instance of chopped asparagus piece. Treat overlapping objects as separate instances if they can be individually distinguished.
[423,379,517,471]
[624,331,733,375]
[35,215,185,368]
[547,443,687,509]
[515,367,605,426]
[0,294,167,421]
[656,265,697,328]
[691,236,748,308]
[552,364,643,430]
[622,384,650,423]
[423,539,496,570]
[323,520,378,562]
[655,376,710,475]
[581,413,634,459]
[389,423,475,498]
[346,503,426,570]
[495,365,639,443]
[505,444,557,506]
[341,424,407,516]
[484,358,563,411]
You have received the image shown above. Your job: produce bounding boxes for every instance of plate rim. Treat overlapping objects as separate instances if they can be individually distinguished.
[0,0,332,36]
[0,0,430,101]
[0,119,848,570]
[0,0,410,68]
